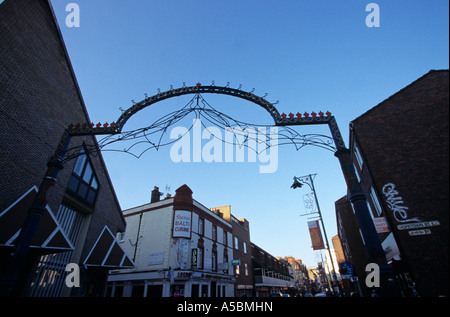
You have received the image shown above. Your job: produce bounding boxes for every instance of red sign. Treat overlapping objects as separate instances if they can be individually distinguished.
[308,220,325,250]
[374,217,390,233]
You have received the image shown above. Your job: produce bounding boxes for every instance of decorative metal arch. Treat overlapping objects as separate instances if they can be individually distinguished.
[116,83,283,130]
[63,83,346,159]
[2,82,389,295]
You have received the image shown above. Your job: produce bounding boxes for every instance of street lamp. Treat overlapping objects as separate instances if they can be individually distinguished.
[291,174,340,295]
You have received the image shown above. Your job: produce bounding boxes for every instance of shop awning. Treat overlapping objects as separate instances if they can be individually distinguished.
[0,187,75,253]
[83,226,134,269]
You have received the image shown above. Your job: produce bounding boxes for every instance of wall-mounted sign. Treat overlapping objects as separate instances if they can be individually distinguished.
[175,238,189,269]
[339,262,354,278]
[397,220,440,230]
[148,251,164,265]
[173,209,192,238]
[191,249,197,269]
[374,217,390,233]
[408,229,431,236]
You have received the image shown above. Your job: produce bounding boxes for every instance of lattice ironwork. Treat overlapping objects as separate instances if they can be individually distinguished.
[61,83,338,163]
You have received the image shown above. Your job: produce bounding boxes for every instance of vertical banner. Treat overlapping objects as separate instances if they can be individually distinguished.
[191,249,198,269]
[308,220,325,250]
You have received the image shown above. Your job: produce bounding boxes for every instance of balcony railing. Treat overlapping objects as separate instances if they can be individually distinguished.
[254,275,295,288]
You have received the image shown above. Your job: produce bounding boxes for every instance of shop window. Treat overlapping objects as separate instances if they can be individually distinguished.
[191,284,199,297]
[146,285,163,297]
[201,285,208,297]
[131,284,145,297]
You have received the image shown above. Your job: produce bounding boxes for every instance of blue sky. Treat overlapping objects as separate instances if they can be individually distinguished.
[50,0,449,267]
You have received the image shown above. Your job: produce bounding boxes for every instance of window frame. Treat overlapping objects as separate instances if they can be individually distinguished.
[212,225,217,241]
[67,145,99,206]
[198,218,204,236]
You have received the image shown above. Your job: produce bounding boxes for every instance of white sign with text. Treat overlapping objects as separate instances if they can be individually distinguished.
[172,210,192,238]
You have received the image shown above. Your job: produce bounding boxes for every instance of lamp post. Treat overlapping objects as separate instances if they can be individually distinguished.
[279,113,403,296]
[291,174,340,295]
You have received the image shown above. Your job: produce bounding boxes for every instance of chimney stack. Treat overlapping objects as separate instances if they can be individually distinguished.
[151,186,161,203]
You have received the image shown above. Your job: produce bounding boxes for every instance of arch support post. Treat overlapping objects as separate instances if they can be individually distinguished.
[328,123,401,296]
[0,131,71,296]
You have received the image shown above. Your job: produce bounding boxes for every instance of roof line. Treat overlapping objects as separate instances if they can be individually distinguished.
[351,69,449,124]
[45,0,126,228]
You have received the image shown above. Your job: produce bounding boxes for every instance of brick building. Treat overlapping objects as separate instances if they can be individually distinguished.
[335,196,370,296]
[343,70,449,296]
[0,0,131,296]
[107,185,235,297]
[251,243,295,296]
[210,206,254,297]
[282,256,311,293]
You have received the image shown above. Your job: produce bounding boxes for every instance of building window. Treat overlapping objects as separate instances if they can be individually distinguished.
[191,284,199,297]
[366,201,375,219]
[198,218,204,236]
[212,225,217,241]
[234,237,238,250]
[223,231,227,246]
[353,143,364,169]
[243,242,247,254]
[28,204,85,297]
[67,146,99,205]
[117,232,125,243]
[235,264,240,275]
[223,254,228,274]
[370,186,383,216]
[353,163,361,183]
[198,247,204,269]
[212,251,217,272]
[245,263,249,276]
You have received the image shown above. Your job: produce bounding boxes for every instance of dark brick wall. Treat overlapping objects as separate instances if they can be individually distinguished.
[335,196,370,297]
[251,243,291,277]
[231,217,254,293]
[1,0,126,295]
[350,70,449,296]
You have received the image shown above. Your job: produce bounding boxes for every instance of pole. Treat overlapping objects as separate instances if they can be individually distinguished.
[0,131,71,296]
[326,121,401,296]
[309,174,340,295]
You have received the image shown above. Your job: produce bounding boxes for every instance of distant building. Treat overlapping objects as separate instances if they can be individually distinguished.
[335,196,371,296]
[281,256,310,293]
[107,185,235,297]
[0,0,130,297]
[342,70,449,297]
[251,243,295,296]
